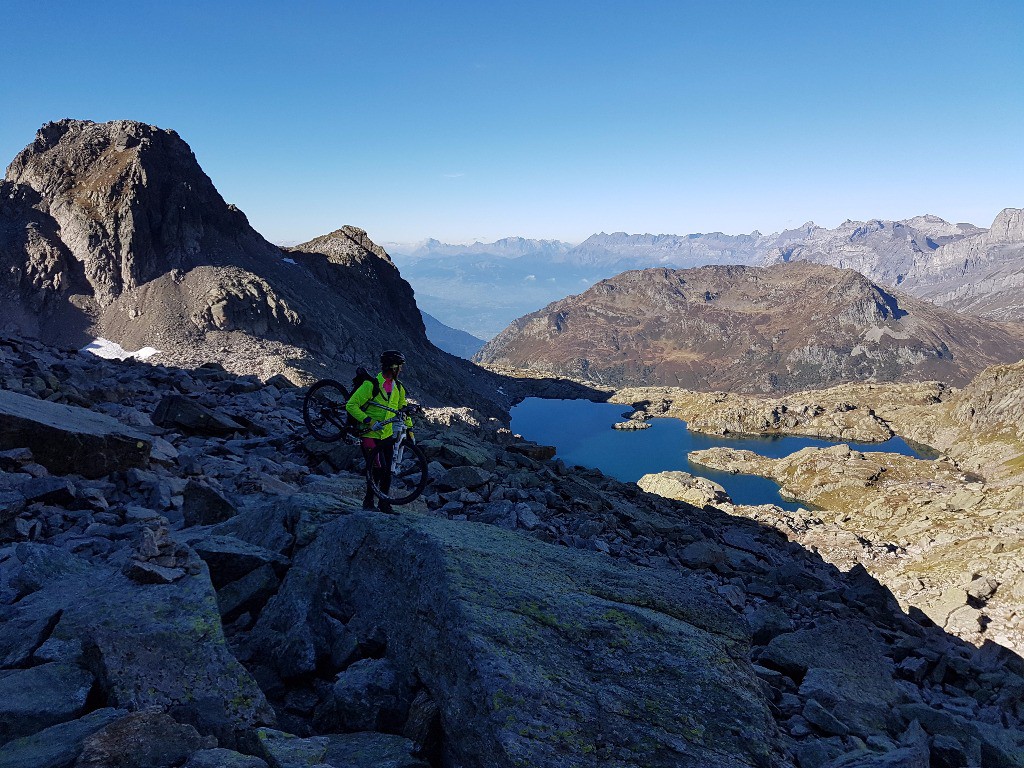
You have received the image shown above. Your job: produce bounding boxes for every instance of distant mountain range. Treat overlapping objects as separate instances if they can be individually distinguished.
[476,262,1024,393]
[385,237,574,261]
[393,212,1024,339]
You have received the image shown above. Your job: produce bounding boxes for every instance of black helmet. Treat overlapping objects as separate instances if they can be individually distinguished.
[380,350,406,369]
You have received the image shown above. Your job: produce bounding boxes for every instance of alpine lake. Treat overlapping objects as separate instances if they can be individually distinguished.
[510,397,930,512]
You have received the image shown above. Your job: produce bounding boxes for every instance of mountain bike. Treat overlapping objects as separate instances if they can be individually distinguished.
[302,379,429,505]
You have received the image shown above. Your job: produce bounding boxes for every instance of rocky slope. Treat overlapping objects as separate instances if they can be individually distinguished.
[3,332,1023,766]
[616,362,1024,658]
[0,119,501,412]
[476,262,1024,392]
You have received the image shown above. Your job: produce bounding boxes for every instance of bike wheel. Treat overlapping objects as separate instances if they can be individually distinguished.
[368,441,429,505]
[302,379,350,443]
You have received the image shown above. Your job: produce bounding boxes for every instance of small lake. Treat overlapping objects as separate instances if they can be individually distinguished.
[510,398,928,511]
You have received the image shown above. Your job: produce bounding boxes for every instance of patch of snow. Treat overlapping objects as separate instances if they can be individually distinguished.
[81,338,161,361]
[282,258,297,265]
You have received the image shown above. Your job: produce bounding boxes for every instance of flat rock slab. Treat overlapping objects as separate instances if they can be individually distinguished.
[0,708,125,768]
[0,662,94,746]
[0,390,151,479]
[5,543,273,747]
[258,513,785,768]
[153,396,244,436]
[253,729,427,768]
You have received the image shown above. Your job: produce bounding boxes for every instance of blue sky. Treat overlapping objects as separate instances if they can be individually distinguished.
[2,1,1021,245]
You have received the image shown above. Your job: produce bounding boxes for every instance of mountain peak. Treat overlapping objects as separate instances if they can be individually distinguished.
[990,208,1024,241]
[6,118,264,305]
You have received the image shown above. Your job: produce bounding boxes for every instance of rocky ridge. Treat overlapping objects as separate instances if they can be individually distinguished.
[476,262,1024,392]
[2,333,1023,766]
[616,368,1024,658]
[0,119,502,414]
[549,212,1024,322]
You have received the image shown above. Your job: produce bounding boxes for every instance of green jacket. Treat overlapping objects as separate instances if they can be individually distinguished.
[345,373,412,440]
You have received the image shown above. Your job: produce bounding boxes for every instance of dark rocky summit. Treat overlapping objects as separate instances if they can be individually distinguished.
[0,119,500,412]
[1,332,1023,767]
[476,262,1024,392]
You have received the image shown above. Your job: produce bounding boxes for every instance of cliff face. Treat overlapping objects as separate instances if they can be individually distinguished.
[901,208,1024,321]
[762,215,982,288]
[5,119,274,306]
[0,120,496,407]
[476,262,1024,393]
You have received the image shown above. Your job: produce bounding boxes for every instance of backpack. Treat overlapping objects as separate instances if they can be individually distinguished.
[356,367,405,402]
[343,367,381,432]
[352,367,381,400]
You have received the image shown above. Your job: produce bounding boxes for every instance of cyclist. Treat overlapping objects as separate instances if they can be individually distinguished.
[345,350,414,513]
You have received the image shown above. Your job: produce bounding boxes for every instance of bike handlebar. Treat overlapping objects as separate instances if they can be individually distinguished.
[354,403,419,436]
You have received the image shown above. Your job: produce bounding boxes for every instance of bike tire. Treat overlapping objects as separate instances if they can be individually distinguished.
[368,441,429,505]
[302,379,350,443]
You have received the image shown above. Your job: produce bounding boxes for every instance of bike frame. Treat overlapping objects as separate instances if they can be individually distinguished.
[362,402,414,469]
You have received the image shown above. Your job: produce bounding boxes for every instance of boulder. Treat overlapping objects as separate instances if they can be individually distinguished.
[436,465,492,491]
[0,662,94,746]
[638,470,731,507]
[322,733,426,768]
[177,532,287,588]
[251,729,328,768]
[0,708,125,768]
[184,749,269,768]
[506,442,556,461]
[251,513,786,768]
[212,493,337,556]
[73,709,212,768]
[315,658,407,733]
[760,620,906,737]
[0,605,61,667]
[21,477,76,506]
[152,396,244,436]
[0,390,151,479]
[250,729,428,768]
[182,481,237,526]
[216,565,280,621]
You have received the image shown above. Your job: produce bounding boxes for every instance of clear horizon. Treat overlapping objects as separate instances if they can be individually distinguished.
[2,1,1021,246]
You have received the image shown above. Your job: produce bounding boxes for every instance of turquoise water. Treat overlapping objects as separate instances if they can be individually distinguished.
[510,397,928,512]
